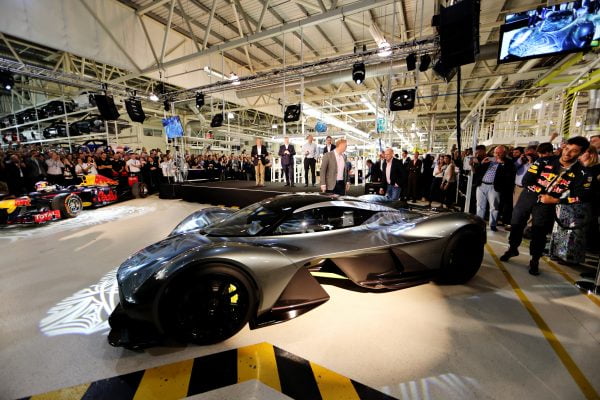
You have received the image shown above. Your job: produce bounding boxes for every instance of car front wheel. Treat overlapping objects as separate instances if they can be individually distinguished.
[159,265,256,345]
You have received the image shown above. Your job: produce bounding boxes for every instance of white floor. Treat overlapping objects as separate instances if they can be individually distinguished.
[0,196,598,400]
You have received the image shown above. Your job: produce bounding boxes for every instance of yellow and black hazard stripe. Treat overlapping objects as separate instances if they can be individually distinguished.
[21,342,394,400]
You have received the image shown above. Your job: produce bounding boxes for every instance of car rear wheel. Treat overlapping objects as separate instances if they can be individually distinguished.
[131,182,148,198]
[51,193,83,218]
[436,228,484,284]
[160,265,256,345]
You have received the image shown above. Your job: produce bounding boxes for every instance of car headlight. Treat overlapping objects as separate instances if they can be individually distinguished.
[117,262,162,304]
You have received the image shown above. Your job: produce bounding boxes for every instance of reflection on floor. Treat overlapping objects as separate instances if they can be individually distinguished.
[0,197,599,400]
[19,343,394,400]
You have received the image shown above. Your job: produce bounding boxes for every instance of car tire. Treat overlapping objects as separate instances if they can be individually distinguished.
[51,193,83,218]
[159,265,257,345]
[0,209,8,225]
[436,227,484,284]
[131,182,148,198]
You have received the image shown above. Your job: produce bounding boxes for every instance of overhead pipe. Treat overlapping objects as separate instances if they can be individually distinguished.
[236,43,499,99]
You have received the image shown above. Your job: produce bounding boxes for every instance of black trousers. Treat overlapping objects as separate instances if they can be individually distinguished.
[326,180,346,195]
[509,192,555,258]
[282,163,293,184]
[304,158,316,185]
[499,187,514,225]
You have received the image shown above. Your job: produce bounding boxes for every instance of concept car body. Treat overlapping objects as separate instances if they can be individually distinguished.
[108,194,486,349]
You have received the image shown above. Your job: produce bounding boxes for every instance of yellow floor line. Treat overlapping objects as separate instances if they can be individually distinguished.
[310,361,360,400]
[133,358,194,400]
[29,383,90,400]
[542,257,600,308]
[238,342,281,392]
[486,244,600,400]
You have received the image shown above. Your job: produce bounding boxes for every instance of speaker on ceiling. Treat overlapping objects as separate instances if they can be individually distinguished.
[195,92,205,108]
[283,104,301,122]
[94,94,120,121]
[419,54,431,72]
[125,99,146,123]
[435,0,480,69]
[389,89,416,111]
[210,113,223,127]
[406,53,417,71]
[433,59,457,82]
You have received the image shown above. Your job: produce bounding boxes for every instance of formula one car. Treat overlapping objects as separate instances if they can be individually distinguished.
[0,189,82,225]
[74,174,148,207]
[108,194,486,349]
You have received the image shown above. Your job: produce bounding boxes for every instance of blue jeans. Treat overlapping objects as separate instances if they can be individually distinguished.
[385,185,401,201]
[476,183,500,227]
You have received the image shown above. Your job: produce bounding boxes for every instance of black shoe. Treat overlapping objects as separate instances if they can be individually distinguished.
[500,247,519,261]
[580,271,596,280]
[291,184,295,187]
[305,184,308,187]
[284,183,289,186]
[529,258,540,276]
[490,226,498,232]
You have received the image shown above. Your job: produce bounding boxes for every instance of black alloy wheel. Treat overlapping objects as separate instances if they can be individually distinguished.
[161,266,256,345]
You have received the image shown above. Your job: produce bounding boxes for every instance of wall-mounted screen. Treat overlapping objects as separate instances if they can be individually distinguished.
[498,0,600,64]
[162,116,184,139]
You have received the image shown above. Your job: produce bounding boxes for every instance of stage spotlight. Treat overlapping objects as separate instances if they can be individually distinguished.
[406,53,417,71]
[164,99,171,112]
[419,54,431,72]
[195,92,205,108]
[0,70,14,91]
[352,62,366,85]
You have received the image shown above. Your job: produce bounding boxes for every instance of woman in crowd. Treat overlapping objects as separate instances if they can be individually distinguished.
[440,154,456,209]
[74,157,88,179]
[84,155,98,175]
[428,156,445,208]
[61,156,78,186]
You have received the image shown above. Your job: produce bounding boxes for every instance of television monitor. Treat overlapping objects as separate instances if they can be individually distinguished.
[498,0,600,64]
[162,116,184,139]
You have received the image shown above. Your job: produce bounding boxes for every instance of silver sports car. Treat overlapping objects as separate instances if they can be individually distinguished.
[108,194,486,349]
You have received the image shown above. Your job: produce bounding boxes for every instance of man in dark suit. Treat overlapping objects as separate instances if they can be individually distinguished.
[400,150,410,200]
[407,151,423,202]
[251,137,268,187]
[322,135,336,154]
[6,154,27,196]
[472,145,516,231]
[379,148,405,200]
[278,136,296,186]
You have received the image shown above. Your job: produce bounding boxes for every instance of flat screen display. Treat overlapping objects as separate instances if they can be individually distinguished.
[162,116,184,139]
[498,0,600,64]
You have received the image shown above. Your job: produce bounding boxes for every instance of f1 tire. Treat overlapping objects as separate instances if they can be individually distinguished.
[51,193,83,218]
[132,182,148,199]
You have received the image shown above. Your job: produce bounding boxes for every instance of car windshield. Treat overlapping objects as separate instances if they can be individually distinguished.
[204,202,280,237]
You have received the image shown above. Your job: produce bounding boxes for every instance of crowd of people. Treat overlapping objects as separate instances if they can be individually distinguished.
[2,133,598,277]
[0,144,182,195]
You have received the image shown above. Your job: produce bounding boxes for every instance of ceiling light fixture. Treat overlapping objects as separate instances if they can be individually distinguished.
[229,72,240,85]
[149,93,159,102]
[352,62,366,85]
[377,41,392,58]
[533,103,543,110]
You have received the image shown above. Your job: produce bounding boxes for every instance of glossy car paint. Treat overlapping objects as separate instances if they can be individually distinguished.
[110,194,486,347]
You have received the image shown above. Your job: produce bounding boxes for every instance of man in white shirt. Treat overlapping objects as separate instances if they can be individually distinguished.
[126,154,142,174]
[45,151,64,185]
[301,135,318,187]
[320,139,349,195]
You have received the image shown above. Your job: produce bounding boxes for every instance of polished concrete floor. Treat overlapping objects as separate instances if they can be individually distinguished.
[0,196,599,399]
